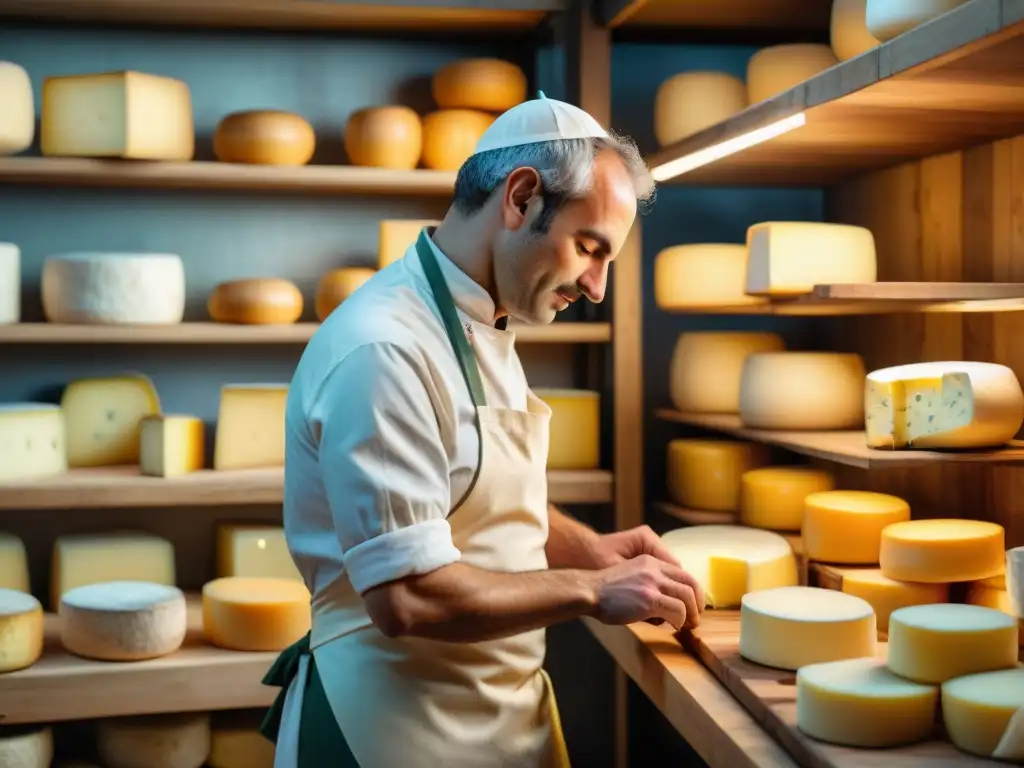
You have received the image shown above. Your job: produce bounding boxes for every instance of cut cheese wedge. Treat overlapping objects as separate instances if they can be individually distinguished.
[0,404,66,482]
[838,569,948,633]
[202,576,310,651]
[139,414,205,478]
[666,440,770,512]
[660,525,798,609]
[1007,546,1023,618]
[879,519,1005,583]
[887,603,1018,684]
[796,657,937,747]
[0,589,44,673]
[97,713,210,768]
[670,332,785,414]
[942,668,1024,761]
[654,244,766,310]
[740,586,876,671]
[61,373,161,467]
[739,466,834,531]
[0,726,53,768]
[802,490,910,564]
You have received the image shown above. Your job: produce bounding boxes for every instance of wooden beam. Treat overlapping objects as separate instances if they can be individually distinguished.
[593,0,647,28]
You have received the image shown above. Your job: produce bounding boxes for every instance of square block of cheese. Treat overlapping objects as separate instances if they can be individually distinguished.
[61,373,161,468]
[213,384,288,470]
[379,220,440,270]
[0,62,34,155]
[217,524,303,581]
[0,403,66,481]
[140,414,205,477]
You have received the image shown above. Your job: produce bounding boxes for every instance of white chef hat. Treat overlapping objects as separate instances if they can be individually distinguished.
[471,90,608,155]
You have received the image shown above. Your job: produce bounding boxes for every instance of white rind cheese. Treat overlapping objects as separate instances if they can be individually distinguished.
[0,62,34,155]
[0,727,53,768]
[669,332,785,414]
[0,588,44,673]
[830,0,881,61]
[942,668,1024,760]
[654,244,767,310]
[865,0,969,42]
[97,713,211,768]
[653,73,747,147]
[0,242,20,323]
[1008,546,1024,618]
[0,403,67,482]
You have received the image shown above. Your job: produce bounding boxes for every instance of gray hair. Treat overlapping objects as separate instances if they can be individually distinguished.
[451,131,656,233]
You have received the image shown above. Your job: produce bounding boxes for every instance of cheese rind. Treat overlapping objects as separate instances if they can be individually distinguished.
[942,669,1024,761]
[213,384,288,470]
[739,466,835,530]
[838,569,948,633]
[1009,547,1024,618]
[0,62,35,155]
[668,440,770,512]
[865,361,1024,449]
[61,373,161,468]
[207,278,303,325]
[0,589,44,673]
[202,576,311,651]
[97,713,210,768]
[315,267,376,321]
[379,220,441,270]
[740,586,876,670]
[344,106,422,171]
[802,490,910,564]
[216,524,303,581]
[213,109,316,166]
[420,109,496,172]
[865,0,969,42]
[746,45,839,104]
[879,519,1005,583]
[0,242,19,323]
[0,403,67,482]
[669,332,786,414]
[0,727,53,768]
[654,244,767,310]
[139,414,205,478]
[432,58,527,113]
[654,73,747,147]
[533,389,600,470]
[0,532,30,592]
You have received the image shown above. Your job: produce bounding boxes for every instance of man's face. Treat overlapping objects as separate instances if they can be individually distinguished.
[494,151,638,324]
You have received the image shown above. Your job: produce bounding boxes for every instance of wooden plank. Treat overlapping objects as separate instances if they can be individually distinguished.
[600,0,830,33]
[655,502,738,526]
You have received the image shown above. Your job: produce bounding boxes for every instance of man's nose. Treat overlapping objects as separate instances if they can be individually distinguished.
[578,260,609,303]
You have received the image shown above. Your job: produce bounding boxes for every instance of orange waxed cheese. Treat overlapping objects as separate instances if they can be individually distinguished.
[202,577,310,652]
[208,278,303,325]
[802,490,911,564]
[432,58,527,113]
[420,110,496,171]
[344,105,422,170]
[879,519,1005,583]
[213,110,316,166]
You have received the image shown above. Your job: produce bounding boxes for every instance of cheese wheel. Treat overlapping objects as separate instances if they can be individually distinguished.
[97,713,210,768]
[42,252,186,325]
[738,352,866,430]
[966,583,1011,613]
[0,242,19,323]
[213,383,288,471]
[0,62,33,155]
[864,361,1024,450]
[666,440,770,512]
[1009,547,1024,618]
[139,414,205,478]
[0,403,67,482]
[217,524,303,581]
[213,110,315,166]
[420,109,496,171]
[887,604,1018,684]
[210,711,275,768]
[654,244,766,310]
[739,586,876,670]
[739,466,835,531]
[660,525,798,609]
[59,581,187,661]
[865,0,969,42]
[202,576,310,651]
[669,332,785,414]
[344,106,422,170]
[0,532,29,593]
[61,374,161,468]
[653,72,747,147]
[830,0,881,61]
[208,278,303,325]
[838,569,948,633]
[745,221,877,297]
[533,389,600,470]
[802,490,910,564]
[432,58,527,113]
[942,669,1024,761]
[0,589,43,672]
[747,44,839,104]
[315,267,376,321]
[0,727,52,768]
[380,220,441,269]
[879,519,1005,583]
[796,657,937,747]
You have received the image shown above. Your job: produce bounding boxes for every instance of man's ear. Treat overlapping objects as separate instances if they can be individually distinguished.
[501,167,542,231]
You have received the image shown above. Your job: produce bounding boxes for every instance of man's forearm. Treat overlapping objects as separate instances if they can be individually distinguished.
[545,503,601,569]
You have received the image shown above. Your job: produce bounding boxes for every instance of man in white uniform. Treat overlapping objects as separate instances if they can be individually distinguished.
[261,93,705,768]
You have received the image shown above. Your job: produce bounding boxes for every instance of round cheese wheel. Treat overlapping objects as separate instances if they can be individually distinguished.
[315,267,376,321]
[830,0,881,61]
[213,109,316,166]
[866,0,968,42]
[420,109,496,171]
[838,569,949,634]
[802,490,911,564]
[0,589,43,673]
[669,332,785,414]
[533,388,600,470]
[202,576,311,652]
[0,61,34,156]
[432,58,527,113]
[344,106,422,170]
[739,466,835,531]
[654,72,747,147]
[879,518,1005,583]
[942,668,1024,760]
[746,44,838,104]
[209,711,276,768]
[208,278,303,325]
[97,713,210,768]
[0,726,52,768]
[666,439,769,512]
[654,244,766,310]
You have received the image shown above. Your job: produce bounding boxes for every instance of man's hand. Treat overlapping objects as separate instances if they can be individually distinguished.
[585,525,683,570]
[590,555,704,631]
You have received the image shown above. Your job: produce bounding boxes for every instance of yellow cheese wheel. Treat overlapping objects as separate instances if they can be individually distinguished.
[202,576,310,652]
[344,105,422,170]
[879,519,1005,583]
[802,490,911,564]
[208,278,303,325]
[432,58,527,112]
[666,439,769,512]
[0,589,44,673]
[533,388,600,470]
[213,110,316,166]
[747,44,838,104]
[420,110,496,172]
[315,267,376,321]
[654,244,766,310]
[739,466,835,531]
[838,569,948,633]
[669,332,785,414]
[830,0,881,61]
[654,72,747,147]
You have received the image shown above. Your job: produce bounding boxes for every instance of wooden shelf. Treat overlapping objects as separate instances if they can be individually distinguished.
[0,158,457,197]
[649,0,1024,186]
[656,410,1024,469]
[0,466,612,509]
[596,0,829,34]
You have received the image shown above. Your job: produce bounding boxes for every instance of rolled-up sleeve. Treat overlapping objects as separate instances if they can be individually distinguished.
[312,341,462,594]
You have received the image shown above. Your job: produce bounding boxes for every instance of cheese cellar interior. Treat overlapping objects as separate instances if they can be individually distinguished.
[0,0,1023,766]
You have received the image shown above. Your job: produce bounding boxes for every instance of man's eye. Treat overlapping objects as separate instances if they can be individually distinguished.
[577,242,592,256]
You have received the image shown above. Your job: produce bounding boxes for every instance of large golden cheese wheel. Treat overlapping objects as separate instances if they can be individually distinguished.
[533,388,600,470]
[315,267,376,321]
[212,110,316,166]
[830,0,880,61]
[208,278,303,325]
[344,106,422,170]
[420,110,496,172]
[654,72,747,147]
[432,58,527,113]
[747,44,838,104]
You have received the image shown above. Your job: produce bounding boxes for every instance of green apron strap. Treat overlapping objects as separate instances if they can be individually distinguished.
[259,631,310,744]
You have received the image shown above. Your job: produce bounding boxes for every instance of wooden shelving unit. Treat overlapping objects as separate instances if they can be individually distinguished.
[595,0,830,34]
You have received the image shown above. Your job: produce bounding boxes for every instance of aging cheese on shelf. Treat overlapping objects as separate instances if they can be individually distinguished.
[669,332,785,414]
[1009,546,1024,617]
[739,466,835,531]
[738,352,866,430]
[344,105,422,171]
[213,109,315,166]
[745,221,877,297]
[217,524,303,581]
[879,519,1005,583]
[533,389,600,470]
[209,710,276,768]
[213,384,288,470]
[802,490,910,564]
[97,713,210,768]
[0,727,53,768]
[315,267,376,321]
[208,278,303,325]
[380,219,441,269]
[432,58,527,113]
[740,586,876,671]
[61,373,161,467]
[667,440,770,512]
[887,603,1018,684]
[653,73,747,147]
[51,532,176,610]
[796,657,937,748]
[660,525,798,609]
[42,252,186,325]
[654,244,767,310]
[59,581,187,661]
[746,44,839,104]
[966,582,1011,614]
[420,109,496,171]
[0,242,19,323]
[139,414,204,478]
[864,361,1024,449]
[942,668,1024,761]
[41,71,194,160]
[0,532,30,592]
[830,0,881,61]
[203,576,311,651]
[839,569,948,633]
[865,0,969,42]
[0,62,33,155]
[0,403,67,482]
[0,589,44,673]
